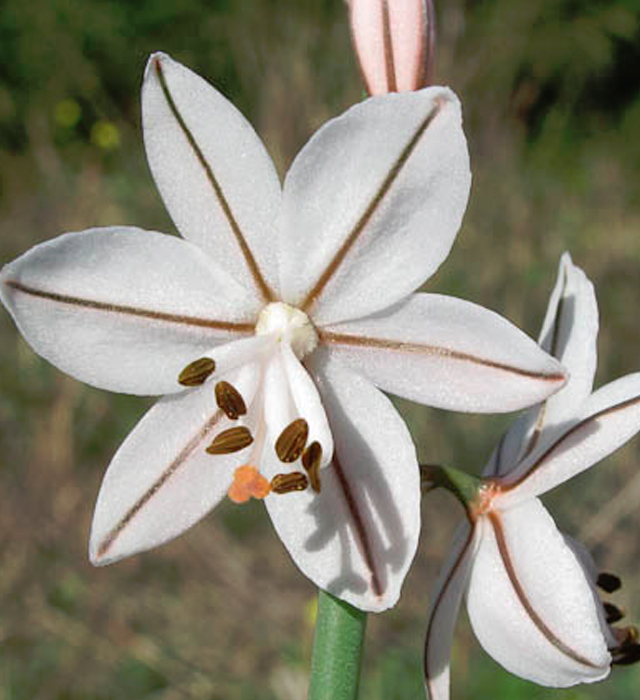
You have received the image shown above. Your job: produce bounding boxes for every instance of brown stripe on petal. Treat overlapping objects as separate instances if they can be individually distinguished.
[320,330,566,382]
[153,58,275,304]
[424,524,476,694]
[96,408,225,559]
[489,513,600,669]
[299,101,442,313]
[332,453,384,599]
[4,280,254,334]
[505,393,640,490]
[423,0,435,87]
[215,380,247,419]
[302,441,322,493]
[381,0,397,93]
[270,471,308,494]
[275,418,309,463]
[178,357,216,386]
[206,426,253,455]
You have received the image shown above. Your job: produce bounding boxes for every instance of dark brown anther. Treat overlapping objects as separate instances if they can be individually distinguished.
[206,426,253,455]
[614,626,639,648]
[612,643,640,666]
[270,472,309,494]
[605,602,625,624]
[275,418,309,463]
[178,357,216,386]
[597,572,622,593]
[215,381,247,420]
[302,441,322,493]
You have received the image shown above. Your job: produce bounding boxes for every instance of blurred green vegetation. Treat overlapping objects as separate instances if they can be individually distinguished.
[1,0,640,698]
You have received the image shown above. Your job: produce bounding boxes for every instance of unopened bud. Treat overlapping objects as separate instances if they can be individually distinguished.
[347,0,436,95]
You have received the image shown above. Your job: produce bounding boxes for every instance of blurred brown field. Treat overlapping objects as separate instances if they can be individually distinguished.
[1,0,640,698]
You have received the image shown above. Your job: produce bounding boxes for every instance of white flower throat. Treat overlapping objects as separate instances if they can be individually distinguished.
[255,302,319,359]
[177,301,324,504]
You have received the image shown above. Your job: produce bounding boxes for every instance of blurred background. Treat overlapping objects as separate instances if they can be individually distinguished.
[1,0,640,697]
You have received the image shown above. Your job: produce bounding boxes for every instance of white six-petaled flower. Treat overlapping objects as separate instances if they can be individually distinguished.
[424,253,640,696]
[1,53,564,612]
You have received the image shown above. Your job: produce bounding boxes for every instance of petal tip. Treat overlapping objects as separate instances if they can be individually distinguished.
[144,51,172,81]
[88,544,109,568]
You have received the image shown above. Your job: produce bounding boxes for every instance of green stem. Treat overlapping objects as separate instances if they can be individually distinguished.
[308,589,368,700]
[421,463,481,513]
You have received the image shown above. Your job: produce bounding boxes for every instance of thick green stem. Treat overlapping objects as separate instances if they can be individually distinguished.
[308,590,368,700]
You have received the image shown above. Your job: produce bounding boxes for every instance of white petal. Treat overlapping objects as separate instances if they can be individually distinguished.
[0,227,256,395]
[482,413,536,478]
[200,335,273,376]
[483,254,599,477]
[280,344,333,466]
[538,253,598,409]
[424,521,478,700]
[143,52,281,301]
[260,345,333,467]
[467,500,610,686]
[319,294,566,413]
[500,372,640,505]
[264,353,420,612]
[90,363,262,564]
[279,88,470,324]
[562,534,618,649]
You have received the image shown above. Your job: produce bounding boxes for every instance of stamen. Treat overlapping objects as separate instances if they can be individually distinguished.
[178,357,216,386]
[597,572,622,593]
[302,441,322,493]
[275,418,309,463]
[271,472,309,494]
[612,643,640,666]
[215,380,247,420]
[206,426,253,455]
[614,626,639,647]
[228,465,270,503]
[605,602,625,624]
[612,626,640,666]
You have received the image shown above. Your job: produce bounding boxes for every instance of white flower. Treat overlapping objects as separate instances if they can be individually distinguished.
[424,253,640,696]
[1,53,563,612]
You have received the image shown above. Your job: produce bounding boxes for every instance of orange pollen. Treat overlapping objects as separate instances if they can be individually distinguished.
[227,465,271,504]
[470,480,502,519]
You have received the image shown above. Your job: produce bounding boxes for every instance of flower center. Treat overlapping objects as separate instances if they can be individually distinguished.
[255,302,318,359]
[470,479,502,519]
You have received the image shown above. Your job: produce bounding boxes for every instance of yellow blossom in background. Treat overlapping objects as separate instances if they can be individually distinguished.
[91,119,121,150]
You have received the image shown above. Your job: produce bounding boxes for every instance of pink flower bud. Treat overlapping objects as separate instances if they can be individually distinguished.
[347,0,436,95]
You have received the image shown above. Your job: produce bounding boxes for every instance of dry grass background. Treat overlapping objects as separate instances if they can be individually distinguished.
[1,0,640,698]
